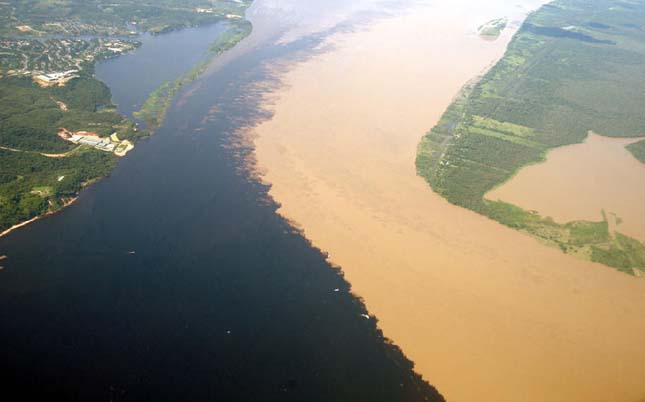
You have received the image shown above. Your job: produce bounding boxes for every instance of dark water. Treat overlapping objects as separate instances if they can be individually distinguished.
[95,22,229,118]
[0,5,444,402]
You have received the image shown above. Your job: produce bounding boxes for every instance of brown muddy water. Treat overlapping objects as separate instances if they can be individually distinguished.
[247,1,645,402]
[487,132,645,242]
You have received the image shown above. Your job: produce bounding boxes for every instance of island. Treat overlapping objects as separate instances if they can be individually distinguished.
[0,0,253,235]
[416,0,645,274]
[478,18,507,40]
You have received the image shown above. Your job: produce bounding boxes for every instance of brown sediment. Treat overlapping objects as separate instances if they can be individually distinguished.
[487,132,645,242]
[245,2,645,402]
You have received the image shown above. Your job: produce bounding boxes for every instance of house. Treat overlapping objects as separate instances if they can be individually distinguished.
[33,70,78,87]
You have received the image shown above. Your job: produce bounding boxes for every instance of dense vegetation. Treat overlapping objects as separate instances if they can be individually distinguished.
[0,0,254,233]
[1,0,252,36]
[416,0,645,274]
[627,139,645,163]
[0,147,117,230]
[0,74,145,231]
[0,75,142,152]
[134,20,252,129]
[478,18,508,39]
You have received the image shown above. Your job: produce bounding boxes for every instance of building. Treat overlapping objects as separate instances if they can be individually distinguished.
[33,70,78,87]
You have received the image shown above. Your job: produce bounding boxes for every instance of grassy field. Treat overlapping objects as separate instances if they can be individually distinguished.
[416,0,645,274]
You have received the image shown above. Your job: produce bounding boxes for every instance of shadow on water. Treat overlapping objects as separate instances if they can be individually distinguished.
[0,2,445,402]
[94,22,230,118]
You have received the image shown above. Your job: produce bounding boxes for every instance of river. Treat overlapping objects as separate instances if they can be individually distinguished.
[487,132,645,242]
[95,22,230,118]
[0,2,445,401]
[248,1,645,402]
[3,1,645,402]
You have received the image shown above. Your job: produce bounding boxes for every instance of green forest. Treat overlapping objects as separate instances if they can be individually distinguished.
[1,0,252,35]
[0,74,145,231]
[416,0,645,274]
[627,139,645,163]
[0,0,254,233]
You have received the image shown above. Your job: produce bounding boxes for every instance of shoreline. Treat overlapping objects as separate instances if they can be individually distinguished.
[0,18,253,240]
[486,132,645,244]
[133,20,253,130]
[0,217,40,238]
[0,197,78,239]
[416,0,645,273]
[247,1,645,401]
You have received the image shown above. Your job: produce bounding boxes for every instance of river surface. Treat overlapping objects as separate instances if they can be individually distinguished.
[487,132,645,242]
[248,1,645,402]
[95,22,229,118]
[0,2,445,401]
[4,1,645,402]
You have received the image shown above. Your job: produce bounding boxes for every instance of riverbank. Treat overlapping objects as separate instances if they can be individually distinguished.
[0,196,77,238]
[416,0,645,273]
[0,1,449,398]
[247,1,645,401]
[486,133,645,244]
[133,20,252,129]
[0,14,253,237]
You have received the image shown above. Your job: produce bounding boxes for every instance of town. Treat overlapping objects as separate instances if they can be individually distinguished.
[0,38,138,80]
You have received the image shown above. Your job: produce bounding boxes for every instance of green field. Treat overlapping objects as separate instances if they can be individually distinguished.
[416,0,645,274]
